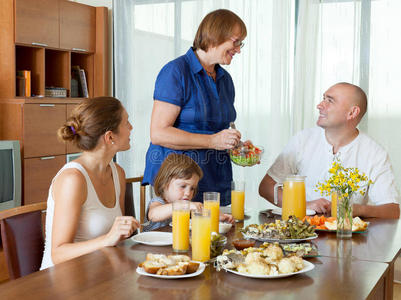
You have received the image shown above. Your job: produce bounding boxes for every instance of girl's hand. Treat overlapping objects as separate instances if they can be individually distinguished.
[210,129,241,150]
[190,202,203,210]
[104,216,140,247]
[219,213,234,224]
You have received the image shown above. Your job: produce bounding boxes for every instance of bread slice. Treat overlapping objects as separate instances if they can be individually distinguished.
[141,260,166,274]
[168,254,191,264]
[186,262,200,274]
[156,264,187,275]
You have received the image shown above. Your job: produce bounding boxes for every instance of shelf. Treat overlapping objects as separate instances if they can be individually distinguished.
[15,45,44,97]
[71,52,93,98]
[45,49,70,96]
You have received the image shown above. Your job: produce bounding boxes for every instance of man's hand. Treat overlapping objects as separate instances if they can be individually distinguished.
[307,198,331,214]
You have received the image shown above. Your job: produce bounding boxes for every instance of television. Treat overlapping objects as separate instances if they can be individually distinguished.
[0,140,22,210]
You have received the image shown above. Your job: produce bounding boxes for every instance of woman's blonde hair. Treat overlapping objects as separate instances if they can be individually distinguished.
[58,97,124,151]
[153,153,203,198]
[193,9,247,51]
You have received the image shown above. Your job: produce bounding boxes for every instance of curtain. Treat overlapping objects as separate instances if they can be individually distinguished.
[114,0,295,214]
[295,0,401,192]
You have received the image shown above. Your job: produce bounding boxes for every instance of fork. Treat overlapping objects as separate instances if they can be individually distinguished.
[229,122,248,153]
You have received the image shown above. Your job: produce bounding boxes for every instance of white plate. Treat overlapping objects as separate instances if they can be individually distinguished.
[223,260,314,279]
[271,208,316,216]
[242,232,318,244]
[136,262,206,279]
[131,232,172,246]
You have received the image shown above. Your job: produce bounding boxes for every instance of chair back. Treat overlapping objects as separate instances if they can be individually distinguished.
[125,176,146,224]
[0,202,46,280]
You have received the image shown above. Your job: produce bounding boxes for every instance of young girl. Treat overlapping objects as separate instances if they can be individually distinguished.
[144,153,234,231]
[41,97,140,270]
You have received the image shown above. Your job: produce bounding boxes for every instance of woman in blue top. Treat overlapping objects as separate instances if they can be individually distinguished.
[143,9,247,206]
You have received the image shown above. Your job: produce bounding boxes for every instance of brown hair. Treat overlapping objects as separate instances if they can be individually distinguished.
[153,153,203,198]
[193,9,247,51]
[58,97,124,151]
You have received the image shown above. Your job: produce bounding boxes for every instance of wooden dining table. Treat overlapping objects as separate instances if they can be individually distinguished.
[0,210,399,300]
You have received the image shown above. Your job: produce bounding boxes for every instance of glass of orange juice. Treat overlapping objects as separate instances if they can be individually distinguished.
[172,200,190,252]
[203,192,220,233]
[231,181,245,221]
[331,191,338,219]
[191,208,211,262]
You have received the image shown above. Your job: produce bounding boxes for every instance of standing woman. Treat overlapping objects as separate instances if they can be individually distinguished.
[41,97,140,270]
[143,9,247,205]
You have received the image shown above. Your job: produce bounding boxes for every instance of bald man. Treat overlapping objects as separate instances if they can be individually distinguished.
[259,82,400,219]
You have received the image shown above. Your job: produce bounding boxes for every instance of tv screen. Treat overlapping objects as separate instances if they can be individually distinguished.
[0,149,14,203]
[0,140,21,210]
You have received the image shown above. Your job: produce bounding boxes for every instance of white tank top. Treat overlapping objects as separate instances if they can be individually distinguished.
[41,161,122,270]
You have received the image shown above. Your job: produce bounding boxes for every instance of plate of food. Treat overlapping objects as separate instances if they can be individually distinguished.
[281,243,319,258]
[229,141,263,167]
[137,253,205,279]
[271,208,316,216]
[241,216,317,243]
[131,232,173,246]
[214,244,315,278]
[303,215,369,233]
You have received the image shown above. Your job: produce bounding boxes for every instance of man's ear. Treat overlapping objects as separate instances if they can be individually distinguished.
[348,106,360,121]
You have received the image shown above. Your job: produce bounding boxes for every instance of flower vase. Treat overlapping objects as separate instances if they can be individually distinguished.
[336,191,353,239]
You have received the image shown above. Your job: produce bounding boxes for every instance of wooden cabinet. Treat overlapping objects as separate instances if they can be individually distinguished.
[24,155,65,205]
[15,0,59,48]
[0,0,109,206]
[23,104,66,158]
[60,1,96,52]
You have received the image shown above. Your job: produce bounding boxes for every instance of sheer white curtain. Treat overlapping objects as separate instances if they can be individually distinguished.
[114,0,295,213]
[295,0,401,192]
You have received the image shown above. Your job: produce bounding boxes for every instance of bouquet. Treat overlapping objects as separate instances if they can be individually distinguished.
[316,160,372,237]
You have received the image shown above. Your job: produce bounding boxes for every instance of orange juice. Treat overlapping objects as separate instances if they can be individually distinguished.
[204,200,219,233]
[231,190,245,220]
[172,209,190,252]
[331,192,338,219]
[191,211,211,262]
[282,180,306,220]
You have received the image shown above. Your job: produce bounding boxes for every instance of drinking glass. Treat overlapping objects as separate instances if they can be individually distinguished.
[191,209,211,262]
[203,192,220,233]
[172,200,190,252]
[231,181,245,221]
[331,191,338,219]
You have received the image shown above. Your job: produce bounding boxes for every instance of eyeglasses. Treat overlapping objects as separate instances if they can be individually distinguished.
[230,37,244,49]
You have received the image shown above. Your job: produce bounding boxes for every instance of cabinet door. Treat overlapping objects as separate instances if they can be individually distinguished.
[60,1,95,52]
[24,155,65,205]
[66,104,81,154]
[23,104,66,158]
[15,0,59,48]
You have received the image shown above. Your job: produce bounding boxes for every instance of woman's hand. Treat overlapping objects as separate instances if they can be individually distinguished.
[219,213,235,224]
[210,129,241,150]
[190,202,203,210]
[104,216,140,247]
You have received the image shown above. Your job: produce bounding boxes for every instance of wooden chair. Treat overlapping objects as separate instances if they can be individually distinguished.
[0,202,47,280]
[125,176,146,224]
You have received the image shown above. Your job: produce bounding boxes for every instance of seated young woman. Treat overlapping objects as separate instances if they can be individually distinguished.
[41,96,140,270]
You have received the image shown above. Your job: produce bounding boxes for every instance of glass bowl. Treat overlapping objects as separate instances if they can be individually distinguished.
[229,144,264,167]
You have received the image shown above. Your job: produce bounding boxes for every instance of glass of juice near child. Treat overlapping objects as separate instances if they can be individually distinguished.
[191,208,211,262]
[172,200,190,252]
[231,181,245,221]
[203,192,220,233]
